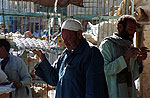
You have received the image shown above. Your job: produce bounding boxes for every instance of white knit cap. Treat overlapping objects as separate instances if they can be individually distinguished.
[61,19,83,31]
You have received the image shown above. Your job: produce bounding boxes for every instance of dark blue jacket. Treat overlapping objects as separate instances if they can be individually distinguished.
[35,38,109,98]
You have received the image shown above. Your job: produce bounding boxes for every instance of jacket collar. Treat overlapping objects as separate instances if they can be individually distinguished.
[64,38,88,55]
[104,33,132,48]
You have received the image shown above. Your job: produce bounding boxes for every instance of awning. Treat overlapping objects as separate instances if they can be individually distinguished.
[10,0,84,7]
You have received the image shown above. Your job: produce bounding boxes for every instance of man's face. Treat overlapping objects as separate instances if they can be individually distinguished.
[0,46,4,58]
[61,29,81,50]
[120,20,136,42]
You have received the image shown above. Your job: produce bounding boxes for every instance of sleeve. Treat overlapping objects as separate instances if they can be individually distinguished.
[17,58,32,87]
[34,58,60,86]
[85,47,109,98]
[130,58,141,81]
[99,40,127,76]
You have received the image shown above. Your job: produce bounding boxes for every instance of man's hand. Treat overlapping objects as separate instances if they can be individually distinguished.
[31,50,46,61]
[12,80,22,89]
[137,47,149,64]
[123,48,139,61]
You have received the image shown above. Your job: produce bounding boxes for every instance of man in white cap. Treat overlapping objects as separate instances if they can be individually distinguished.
[33,19,109,98]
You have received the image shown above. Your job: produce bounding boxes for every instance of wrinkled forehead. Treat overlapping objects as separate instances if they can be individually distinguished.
[61,29,77,38]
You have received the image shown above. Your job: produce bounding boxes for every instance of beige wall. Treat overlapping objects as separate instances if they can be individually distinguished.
[139,24,150,98]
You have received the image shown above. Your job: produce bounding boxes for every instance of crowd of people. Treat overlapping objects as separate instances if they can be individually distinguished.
[0,15,149,98]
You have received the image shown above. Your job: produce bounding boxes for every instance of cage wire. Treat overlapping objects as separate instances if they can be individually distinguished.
[0,0,136,98]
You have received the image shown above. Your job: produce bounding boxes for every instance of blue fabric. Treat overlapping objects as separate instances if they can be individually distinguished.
[35,38,109,98]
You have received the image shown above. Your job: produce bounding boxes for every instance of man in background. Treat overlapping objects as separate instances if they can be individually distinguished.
[0,39,32,98]
[99,15,148,98]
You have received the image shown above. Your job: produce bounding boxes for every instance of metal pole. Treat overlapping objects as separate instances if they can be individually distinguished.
[2,0,6,34]
[131,0,134,16]
[125,0,129,15]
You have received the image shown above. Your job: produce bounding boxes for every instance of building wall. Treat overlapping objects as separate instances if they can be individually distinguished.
[67,0,122,16]
[140,24,150,98]
[0,0,34,12]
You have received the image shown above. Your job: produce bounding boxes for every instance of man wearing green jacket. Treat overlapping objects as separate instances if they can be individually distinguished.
[99,15,148,98]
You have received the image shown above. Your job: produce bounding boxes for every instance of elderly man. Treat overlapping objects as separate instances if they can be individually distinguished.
[33,19,109,98]
[99,15,148,98]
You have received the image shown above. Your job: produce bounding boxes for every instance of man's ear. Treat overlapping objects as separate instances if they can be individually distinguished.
[118,24,123,33]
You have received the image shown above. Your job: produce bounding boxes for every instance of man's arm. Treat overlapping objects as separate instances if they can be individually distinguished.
[31,50,59,85]
[34,58,59,86]
[99,40,127,76]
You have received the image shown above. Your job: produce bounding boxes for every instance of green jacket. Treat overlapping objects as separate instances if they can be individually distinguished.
[99,33,140,98]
